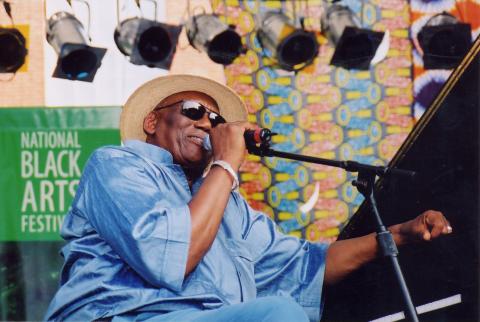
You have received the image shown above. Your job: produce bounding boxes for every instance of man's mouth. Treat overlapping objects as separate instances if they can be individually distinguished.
[187,135,204,147]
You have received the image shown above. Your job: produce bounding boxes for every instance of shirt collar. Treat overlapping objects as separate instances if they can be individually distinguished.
[124,140,174,165]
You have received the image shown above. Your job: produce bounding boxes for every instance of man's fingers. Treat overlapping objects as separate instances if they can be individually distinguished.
[429,223,444,239]
[444,218,453,234]
[423,210,452,239]
[435,212,452,235]
[422,230,431,241]
[446,224,453,234]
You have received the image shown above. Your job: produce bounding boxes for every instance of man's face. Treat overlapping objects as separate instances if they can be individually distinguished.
[144,91,220,169]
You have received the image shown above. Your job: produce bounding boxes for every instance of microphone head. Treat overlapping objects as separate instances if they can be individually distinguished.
[202,135,212,151]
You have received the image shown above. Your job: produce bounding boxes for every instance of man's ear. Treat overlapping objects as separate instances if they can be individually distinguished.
[143,111,157,135]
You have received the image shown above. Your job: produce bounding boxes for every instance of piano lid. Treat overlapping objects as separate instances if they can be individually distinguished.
[322,36,480,321]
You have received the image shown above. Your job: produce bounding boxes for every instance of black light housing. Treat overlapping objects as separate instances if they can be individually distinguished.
[330,26,385,70]
[186,14,244,65]
[114,18,181,69]
[322,4,386,70]
[0,27,27,73]
[257,11,318,71]
[46,11,106,82]
[418,12,472,70]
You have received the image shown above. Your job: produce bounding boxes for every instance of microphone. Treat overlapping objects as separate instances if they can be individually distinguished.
[244,128,275,146]
[202,128,275,151]
[202,135,212,151]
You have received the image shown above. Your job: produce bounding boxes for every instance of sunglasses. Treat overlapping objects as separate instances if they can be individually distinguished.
[154,100,226,127]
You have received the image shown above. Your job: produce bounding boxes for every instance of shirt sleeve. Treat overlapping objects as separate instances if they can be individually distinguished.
[75,147,191,292]
[238,196,329,321]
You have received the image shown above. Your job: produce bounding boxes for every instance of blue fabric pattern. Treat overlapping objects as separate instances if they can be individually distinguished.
[44,140,328,322]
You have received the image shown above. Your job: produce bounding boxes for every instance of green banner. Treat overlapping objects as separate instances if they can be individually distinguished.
[0,107,121,241]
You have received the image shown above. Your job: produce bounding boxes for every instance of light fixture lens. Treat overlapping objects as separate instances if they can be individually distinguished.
[330,27,384,70]
[0,29,27,73]
[278,31,318,67]
[338,32,374,60]
[419,24,471,69]
[417,13,471,69]
[137,25,172,63]
[208,29,242,64]
[61,48,98,80]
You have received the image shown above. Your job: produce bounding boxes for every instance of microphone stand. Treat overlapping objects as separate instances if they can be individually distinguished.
[246,138,419,322]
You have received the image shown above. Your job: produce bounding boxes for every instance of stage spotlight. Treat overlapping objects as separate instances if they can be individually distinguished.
[46,11,106,82]
[256,11,318,71]
[321,4,387,70]
[114,18,181,69]
[418,12,471,70]
[186,14,244,65]
[0,27,27,73]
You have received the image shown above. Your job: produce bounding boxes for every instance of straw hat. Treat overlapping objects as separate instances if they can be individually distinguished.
[120,74,248,142]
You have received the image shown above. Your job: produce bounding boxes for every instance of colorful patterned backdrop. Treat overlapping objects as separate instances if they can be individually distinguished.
[212,0,414,242]
[411,0,480,119]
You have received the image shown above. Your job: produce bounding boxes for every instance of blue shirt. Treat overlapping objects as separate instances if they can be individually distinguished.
[44,140,328,322]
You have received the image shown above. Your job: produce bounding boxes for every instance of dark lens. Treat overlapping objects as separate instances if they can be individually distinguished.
[209,113,226,127]
[181,102,205,120]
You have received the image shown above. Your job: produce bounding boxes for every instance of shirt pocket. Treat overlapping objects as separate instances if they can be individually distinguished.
[227,238,254,261]
[226,239,257,300]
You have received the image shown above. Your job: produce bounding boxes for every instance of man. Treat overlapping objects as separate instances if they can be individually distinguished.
[45,75,452,322]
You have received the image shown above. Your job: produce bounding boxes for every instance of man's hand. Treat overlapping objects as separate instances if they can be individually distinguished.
[209,121,256,171]
[325,210,452,285]
[389,210,453,246]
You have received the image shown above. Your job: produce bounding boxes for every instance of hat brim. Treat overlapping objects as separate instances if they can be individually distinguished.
[120,74,248,142]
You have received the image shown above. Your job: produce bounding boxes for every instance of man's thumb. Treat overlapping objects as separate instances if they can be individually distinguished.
[423,230,431,241]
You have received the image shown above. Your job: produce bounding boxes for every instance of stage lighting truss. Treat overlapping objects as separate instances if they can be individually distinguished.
[256,11,319,72]
[0,1,27,74]
[46,3,106,82]
[321,3,389,70]
[114,0,182,69]
[185,13,244,65]
[417,12,472,70]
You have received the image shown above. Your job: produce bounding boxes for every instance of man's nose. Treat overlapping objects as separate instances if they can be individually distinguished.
[195,112,212,130]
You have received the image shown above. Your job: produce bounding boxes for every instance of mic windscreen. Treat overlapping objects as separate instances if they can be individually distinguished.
[203,135,212,151]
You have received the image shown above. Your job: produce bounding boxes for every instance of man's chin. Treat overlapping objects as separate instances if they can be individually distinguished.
[184,156,210,171]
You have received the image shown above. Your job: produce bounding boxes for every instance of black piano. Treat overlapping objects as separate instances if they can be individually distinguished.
[322,36,480,321]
